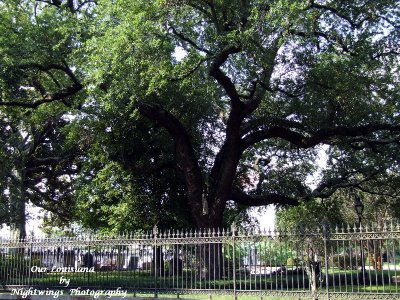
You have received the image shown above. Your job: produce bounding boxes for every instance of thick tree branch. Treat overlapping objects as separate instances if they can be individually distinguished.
[310,169,383,199]
[27,156,72,167]
[290,29,357,56]
[27,186,72,220]
[260,83,305,99]
[137,102,204,222]
[308,1,369,29]
[28,116,69,157]
[0,63,83,109]
[35,0,96,13]
[230,168,386,208]
[35,0,62,9]
[357,184,400,199]
[207,43,278,219]
[25,166,77,177]
[241,126,308,150]
[209,45,243,108]
[187,3,212,19]
[377,15,400,30]
[242,66,276,116]
[206,46,252,218]
[241,123,400,151]
[241,37,286,116]
[240,116,305,137]
[371,50,400,60]
[348,136,400,152]
[76,0,97,11]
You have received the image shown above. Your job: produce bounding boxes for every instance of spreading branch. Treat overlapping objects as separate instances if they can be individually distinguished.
[241,123,400,151]
[310,169,383,199]
[170,26,212,55]
[0,63,82,109]
[308,1,370,29]
[240,116,305,136]
[35,0,97,13]
[170,58,209,82]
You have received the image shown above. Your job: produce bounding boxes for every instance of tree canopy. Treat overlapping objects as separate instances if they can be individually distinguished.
[1,0,399,234]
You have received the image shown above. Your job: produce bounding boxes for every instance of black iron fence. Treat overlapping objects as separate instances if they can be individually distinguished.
[1,223,400,299]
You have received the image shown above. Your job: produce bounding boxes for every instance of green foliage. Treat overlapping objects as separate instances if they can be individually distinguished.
[286,257,298,267]
[276,198,345,231]
[227,240,299,267]
[258,241,298,266]
[74,159,194,233]
[223,203,259,230]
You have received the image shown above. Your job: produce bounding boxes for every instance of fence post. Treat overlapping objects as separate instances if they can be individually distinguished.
[87,244,91,285]
[153,225,158,298]
[28,236,33,287]
[231,223,237,300]
[323,222,330,300]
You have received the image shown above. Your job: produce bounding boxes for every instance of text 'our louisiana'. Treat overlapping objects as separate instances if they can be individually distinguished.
[30,265,95,273]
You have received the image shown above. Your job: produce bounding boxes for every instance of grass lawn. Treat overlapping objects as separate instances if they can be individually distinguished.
[138,294,304,300]
[2,268,399,299]
[22,268,398,287]
[0,292,303,300]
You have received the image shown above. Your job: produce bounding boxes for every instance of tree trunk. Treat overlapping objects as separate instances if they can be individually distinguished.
[198,242,224,283]
[9,167,26,239]
[152,246,165,276]
[367,240,383,270]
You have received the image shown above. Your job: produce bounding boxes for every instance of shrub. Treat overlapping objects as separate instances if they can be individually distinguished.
[286,257,300,267]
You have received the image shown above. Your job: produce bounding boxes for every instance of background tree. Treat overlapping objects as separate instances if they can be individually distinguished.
[0,0,88,237]
[277,141,400,230]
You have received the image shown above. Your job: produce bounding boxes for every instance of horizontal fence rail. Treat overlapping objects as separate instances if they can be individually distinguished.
[0,223,400,299]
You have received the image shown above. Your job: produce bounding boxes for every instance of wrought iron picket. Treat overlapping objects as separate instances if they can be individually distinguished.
[0,223,399,299]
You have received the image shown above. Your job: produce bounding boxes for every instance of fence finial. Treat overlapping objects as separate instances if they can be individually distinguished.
[231,222,236,235]
[153,225,158,236]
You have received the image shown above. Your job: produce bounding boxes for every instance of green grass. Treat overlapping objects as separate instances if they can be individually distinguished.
[2,269,398,288]
[0,292,304,300]
[2,269,400,299]
[136,294,305,300]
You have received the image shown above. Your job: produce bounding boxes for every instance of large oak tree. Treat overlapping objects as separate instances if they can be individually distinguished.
[1,0,400,231]
[84,0,399,228]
